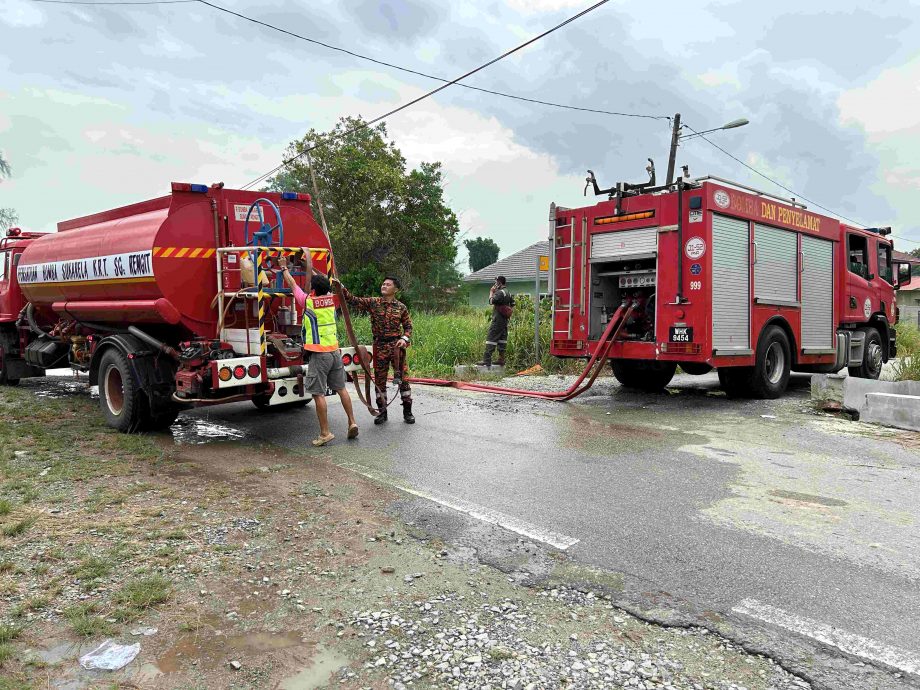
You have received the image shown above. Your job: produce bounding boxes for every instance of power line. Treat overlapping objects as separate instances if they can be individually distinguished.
[32,0,666,122]
[32,0,196,4]
[241,0,613,190]
[194,0,666,123]
[684,124,920,247]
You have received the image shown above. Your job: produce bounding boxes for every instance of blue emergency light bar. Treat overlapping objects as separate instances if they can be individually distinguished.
[171,182,208,193]
[281,191,310,201]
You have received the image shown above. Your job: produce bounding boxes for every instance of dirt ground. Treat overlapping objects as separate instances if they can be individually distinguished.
[0,380,809,689]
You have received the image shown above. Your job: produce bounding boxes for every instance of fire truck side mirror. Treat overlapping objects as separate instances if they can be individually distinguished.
[897,263,912,286]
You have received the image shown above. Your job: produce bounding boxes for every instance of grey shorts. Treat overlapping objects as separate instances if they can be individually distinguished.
[304,350,346,396]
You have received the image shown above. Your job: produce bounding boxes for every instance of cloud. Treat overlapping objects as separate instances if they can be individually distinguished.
[345,0,446,42]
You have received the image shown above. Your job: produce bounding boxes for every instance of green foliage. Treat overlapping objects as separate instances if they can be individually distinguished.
[0,152,17,230]
[268,117,461,302]
[1,515,37,538]
[64,603,112,638]
[892,323,920,381]
[464,237,500,272]
[0,625,22,645]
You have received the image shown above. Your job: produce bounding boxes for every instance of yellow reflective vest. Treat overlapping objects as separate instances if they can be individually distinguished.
[302,294,339,352]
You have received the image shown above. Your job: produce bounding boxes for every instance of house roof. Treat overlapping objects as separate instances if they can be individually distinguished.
[899,275,920,291]
[464,241,550,283]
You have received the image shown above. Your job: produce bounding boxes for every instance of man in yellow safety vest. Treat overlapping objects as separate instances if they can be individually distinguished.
[278,254,358,447]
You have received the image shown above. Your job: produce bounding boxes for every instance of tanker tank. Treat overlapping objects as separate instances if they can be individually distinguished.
[17,183,329,339]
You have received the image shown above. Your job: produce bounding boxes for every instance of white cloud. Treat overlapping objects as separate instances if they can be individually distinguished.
[838,56,920,135]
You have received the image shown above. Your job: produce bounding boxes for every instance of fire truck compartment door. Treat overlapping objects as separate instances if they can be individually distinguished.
[753,224,798,306]
[801,235,835,349]
[712,214,750,352]
[590,227,657,260]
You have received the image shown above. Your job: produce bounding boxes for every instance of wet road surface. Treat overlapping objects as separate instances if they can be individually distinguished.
[40,370,920,688]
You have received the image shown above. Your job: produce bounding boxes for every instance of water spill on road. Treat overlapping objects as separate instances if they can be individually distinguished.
[278,645,349,690]
[155,630,305,672]
[168,417,248,445]
[769,489,848,507]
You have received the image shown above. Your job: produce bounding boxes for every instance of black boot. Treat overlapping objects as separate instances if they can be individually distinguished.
[403,402,415,424]
[374,407,388,425]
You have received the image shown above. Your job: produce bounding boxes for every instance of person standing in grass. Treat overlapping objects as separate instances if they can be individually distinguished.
[332,276,415,425]
[278,253,359,447]
[478,275,513,368]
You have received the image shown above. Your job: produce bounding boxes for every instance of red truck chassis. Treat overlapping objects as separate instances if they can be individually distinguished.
[550,174,904,398]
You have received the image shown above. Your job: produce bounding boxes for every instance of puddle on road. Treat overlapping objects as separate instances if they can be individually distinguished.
[156,630,305,672]
[31,377,97,400]
[769,489,848,507]
[23,640,88,666]
[168,417,248,445]
[279,645,349,690]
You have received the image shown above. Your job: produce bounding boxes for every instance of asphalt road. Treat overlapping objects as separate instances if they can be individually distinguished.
[166,372,919,688]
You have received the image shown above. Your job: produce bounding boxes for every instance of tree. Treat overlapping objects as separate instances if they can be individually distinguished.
[0,153,17,230]
[464,237,500,272]
[267,117,460,307]
[910,248,920,277]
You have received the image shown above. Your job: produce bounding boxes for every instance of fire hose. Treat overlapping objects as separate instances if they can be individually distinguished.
[335,296,633,406]
[305,153,630,409]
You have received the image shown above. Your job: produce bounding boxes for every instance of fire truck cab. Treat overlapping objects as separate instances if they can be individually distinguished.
[550,174,901,398]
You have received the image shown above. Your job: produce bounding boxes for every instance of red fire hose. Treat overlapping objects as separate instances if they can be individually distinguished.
[343,303,633,404]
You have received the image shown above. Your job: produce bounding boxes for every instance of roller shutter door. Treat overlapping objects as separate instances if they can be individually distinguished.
[712,214,750,351]
[801,235,834,349]
[753,224,798,305]
[591,227,657,260]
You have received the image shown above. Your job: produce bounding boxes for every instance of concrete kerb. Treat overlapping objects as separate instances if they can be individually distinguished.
[811,373,920,431]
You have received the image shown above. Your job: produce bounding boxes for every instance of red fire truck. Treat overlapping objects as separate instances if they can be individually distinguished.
[549,169,906,398]
[0,183,366,431]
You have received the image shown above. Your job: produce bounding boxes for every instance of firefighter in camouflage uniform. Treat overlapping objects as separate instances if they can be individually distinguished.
[334,276,415,425]
[478,275,513,367]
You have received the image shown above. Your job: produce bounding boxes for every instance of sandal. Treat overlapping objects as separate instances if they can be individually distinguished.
[311,433,335,447]
[347,424,359,440]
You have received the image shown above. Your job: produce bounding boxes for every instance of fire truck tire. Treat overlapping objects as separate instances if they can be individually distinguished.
[0,333,20,386]
[144,406,180,431]
[717,367,750,398]
[610,359,676,391]
[848,327,883,380]
[97,349,145,433]
[749,325,791,398]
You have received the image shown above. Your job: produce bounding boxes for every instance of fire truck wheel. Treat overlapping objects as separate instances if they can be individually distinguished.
[717,367,751,398]
[848,327,883,380]
[145,406,180,431]
[610,359,676,392]
[0,333,20,386]
[750,325,791,399]
[98,349,144,433]
[0,358,20,386]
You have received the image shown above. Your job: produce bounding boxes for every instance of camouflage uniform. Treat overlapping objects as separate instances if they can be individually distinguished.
[482,286,512,365]
[339,286,413,409]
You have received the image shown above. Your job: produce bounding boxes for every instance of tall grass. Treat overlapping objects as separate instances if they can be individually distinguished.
[892,323,920,381]
[337,295,579,378]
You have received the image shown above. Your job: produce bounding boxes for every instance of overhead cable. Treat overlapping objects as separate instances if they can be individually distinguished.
[240,0,613,189]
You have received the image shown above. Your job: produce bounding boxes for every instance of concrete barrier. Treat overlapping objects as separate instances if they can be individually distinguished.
[811,373,920,431]
[861,393,920,432]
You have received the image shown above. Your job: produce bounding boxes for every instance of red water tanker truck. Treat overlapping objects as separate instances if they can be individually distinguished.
[0,182,366,431]
[550,166,908,398]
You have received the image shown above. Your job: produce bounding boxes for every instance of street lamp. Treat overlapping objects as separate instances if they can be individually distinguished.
[665,113,749,186]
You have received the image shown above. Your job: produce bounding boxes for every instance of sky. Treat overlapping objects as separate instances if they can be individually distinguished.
[1,0,919,268]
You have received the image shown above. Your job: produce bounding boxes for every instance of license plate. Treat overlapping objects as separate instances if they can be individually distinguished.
[669,326,693,343]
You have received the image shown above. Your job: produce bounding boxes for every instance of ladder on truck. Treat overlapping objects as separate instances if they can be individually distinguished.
[213,197,328,355]
[551,208,588,347]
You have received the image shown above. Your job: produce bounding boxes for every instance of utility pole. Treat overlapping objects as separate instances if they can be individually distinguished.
[665,112,681,187]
